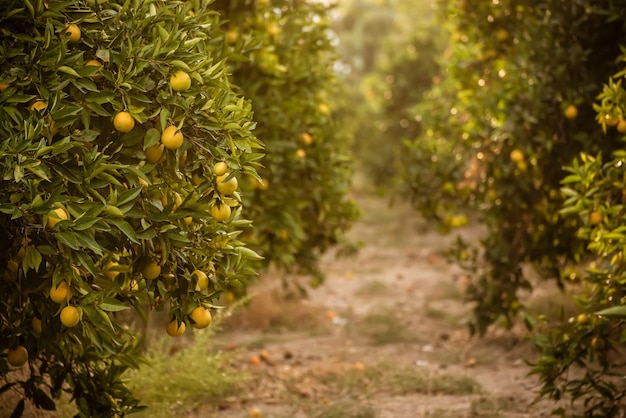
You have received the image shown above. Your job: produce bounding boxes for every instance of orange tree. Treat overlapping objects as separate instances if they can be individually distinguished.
[401,0,626,337]
[530,56,626,416]
[215,0,359,287]
[0,0,263,415]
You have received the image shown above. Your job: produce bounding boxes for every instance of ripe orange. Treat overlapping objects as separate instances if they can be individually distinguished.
[509,149,524,163]
[161,126,184,150]
[248,407,263,418]
[211,202,231,222]
[192,270,209,290]
[50,280,71,303]
[577,313,589,324]
[190,306,212,329]
[145,144,164,164]
[216,173,238,195]
[617,119,626,134]
[103,261,120,279]
[30,100,47,111]
[225,30,239,44]
[143,261,161,280]
[60,306,80,327]
[65,23,81,43]
[0,82,9,92]
[7,346,28,367]
[589,211,602,226]
[564,104,578,119]
[213,161,228,176]
[300,132,313,145]
[113,112,135,133]
[318,103,330,115]
[32,317,42,334]
[169,70,191,92]
[46,207,69,228]
[85,59,103,80]
[161,190,183,211]
[166,319,186,337]
[296,149,306,158]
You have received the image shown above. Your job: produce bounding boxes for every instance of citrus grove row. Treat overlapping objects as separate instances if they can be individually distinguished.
[346,0,626,415]
[0,0,356,415]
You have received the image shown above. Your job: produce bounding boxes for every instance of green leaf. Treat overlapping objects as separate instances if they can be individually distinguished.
[58,65,80,77]
[108,218,139,243]
[595,305,626,319]
[22,246,42,273]
[100,298,131,312]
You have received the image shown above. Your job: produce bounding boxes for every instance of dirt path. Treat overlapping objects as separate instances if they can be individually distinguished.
[196,194,560,418]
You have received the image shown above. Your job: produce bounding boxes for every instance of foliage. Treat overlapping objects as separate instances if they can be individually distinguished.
[217,0,359,287]
[401,0,626,336]
[530,60,626,415]
[0,0,263,415]
[399,0,626,414]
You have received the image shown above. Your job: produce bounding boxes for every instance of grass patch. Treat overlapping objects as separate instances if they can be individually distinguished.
[127,326,248,418]
[317,362,481,398]
[392,367,481,395]
[355,280,388,297]
[312,402,377,418]
[358,308,417,345]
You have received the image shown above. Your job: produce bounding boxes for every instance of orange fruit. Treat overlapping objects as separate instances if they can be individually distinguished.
[85,59,103,80]
[296,149,306,158]
[46,207,69,228]
[103,261,120,279]
[30,100,47,111]
[0,82,9,92]
[161,190,183,211]
[211,203,231,222]
[113,112,135,133]
[32,317,42,334]
[216,173,238,195]
[166,319,186,337]
[213,161,228,176]
[65,23,81,43]
[60,306,80,327]
[169,70,191,92]
[49,280,71,303]
[7,346,28,367]
[190,306,212,329]
[564,104,578,119]
[145,144,164,164]
[192,270,209,290]
[300,132,313,145]
[589,211,602,226]
[161,126,184,150]
[143,262,161,280]
[617,119,626,134]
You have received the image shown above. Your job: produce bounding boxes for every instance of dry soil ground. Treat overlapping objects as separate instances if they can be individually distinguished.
[194,193,564,418]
